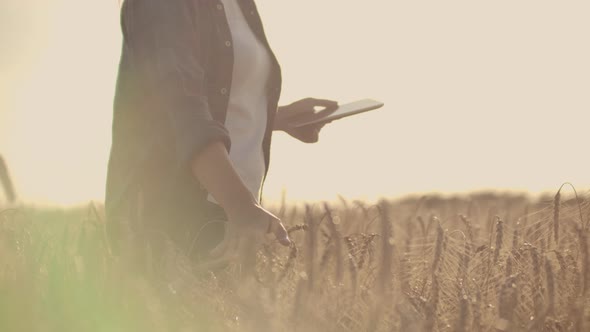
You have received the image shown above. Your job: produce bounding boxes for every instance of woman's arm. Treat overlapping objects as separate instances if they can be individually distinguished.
[123,0,231,167]
[191,142,291,246]
[190,142,256,220]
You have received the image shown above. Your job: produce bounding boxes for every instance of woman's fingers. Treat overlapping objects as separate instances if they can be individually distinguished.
[288,105,313,116]
[269,217,291,246]
[308,98,338,111]
[209,206,290,268]
[289,98,338,115]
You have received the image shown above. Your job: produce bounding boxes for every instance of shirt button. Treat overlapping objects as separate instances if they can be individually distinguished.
[250,10,255,16]
[225,40,232,47]
[216,4,223,10]
[220,87,228,95]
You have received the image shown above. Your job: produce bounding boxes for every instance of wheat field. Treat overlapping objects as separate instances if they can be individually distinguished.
[0,188,589,331]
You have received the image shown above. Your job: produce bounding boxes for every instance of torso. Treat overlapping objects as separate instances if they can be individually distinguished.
[207,0,273,204]
[107,0,283,224]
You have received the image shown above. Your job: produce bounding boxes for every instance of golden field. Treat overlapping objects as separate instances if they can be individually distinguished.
[0,189,589,331]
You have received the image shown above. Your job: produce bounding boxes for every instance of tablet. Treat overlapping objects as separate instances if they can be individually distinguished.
[289,98,384,128]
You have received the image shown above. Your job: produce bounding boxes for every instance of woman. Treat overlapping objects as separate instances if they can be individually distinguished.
[105,0,337,261]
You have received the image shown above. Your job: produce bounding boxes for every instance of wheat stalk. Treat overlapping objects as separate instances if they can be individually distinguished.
[530,247,543,320]
[460,214,475,252]
[553,190,561,246]
[472,288,483,332]
[424,275,440,332]
[455,285,469,332]
[497,271,518,331]
[324,203,344,284]
[0,155,16,203]
[432,219,444,275]
[545,257,555,315]
[578,225,589,297]
[304,204,317,291]
[494,217,503,264]
[378,200,393,296]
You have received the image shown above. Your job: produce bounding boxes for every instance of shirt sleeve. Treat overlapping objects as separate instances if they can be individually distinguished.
[121,0,231,168]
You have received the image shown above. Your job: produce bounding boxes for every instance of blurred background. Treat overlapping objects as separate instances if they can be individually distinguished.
[0,0,588,206]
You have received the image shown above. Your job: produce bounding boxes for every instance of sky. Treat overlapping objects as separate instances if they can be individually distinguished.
[0,0,589,207]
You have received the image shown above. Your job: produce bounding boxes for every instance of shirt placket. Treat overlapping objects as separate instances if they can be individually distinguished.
[212,0,234,124]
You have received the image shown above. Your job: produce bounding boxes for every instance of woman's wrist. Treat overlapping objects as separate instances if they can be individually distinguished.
[223,194,259,220]
[191,141,259,219]
[225,199,273,234]
[273,106,288,131]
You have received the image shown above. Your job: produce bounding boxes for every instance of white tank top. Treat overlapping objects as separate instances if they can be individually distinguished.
[207,0,272,204]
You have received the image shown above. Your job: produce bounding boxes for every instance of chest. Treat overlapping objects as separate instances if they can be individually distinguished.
[191,0,281,122]
[192,2,275,76]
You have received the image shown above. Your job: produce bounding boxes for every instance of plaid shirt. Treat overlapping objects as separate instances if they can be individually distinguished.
[105,0,282,245]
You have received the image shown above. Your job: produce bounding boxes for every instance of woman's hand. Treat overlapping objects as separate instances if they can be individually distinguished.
[274,98,339,143]
[209,202,291,264]
[191,142,290,269]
